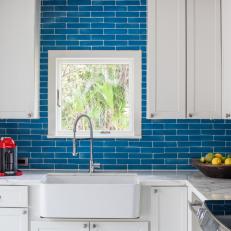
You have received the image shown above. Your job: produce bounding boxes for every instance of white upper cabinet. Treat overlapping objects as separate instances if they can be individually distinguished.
[147,0,222,119]
[187,0,222,119]
[221,0,231,119]
[147,0,186,119]
[0,0,40,119]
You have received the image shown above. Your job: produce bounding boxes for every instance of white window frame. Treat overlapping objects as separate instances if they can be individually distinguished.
[48,50,142,139]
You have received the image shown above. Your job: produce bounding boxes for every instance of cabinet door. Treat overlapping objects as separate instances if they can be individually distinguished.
[222,0,231,119]
[90,221,148,231]
[31,221,90,231]
[187,0,222,119]
[0,208,28,231]
[147,0,186,119]
[151,187,187,231]
[0,0,40,119]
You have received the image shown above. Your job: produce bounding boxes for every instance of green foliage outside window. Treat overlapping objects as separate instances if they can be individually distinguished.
[61,63,130,131]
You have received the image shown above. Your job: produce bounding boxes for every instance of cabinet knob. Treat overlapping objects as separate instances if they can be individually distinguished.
[22,210,27,215]
[188,113,193,118]
[154,189,158,194]
[226,113,231,118]
[28,112,33,118]
[150,113,154,118]
[92,224,97,229]
[83,224,88,229]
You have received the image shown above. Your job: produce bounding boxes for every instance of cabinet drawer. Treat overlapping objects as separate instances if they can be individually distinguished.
[0,186,28,207]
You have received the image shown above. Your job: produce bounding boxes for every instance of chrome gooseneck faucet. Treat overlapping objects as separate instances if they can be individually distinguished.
[72,114,100,173]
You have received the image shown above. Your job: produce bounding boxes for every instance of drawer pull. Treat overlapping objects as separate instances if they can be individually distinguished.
[92,224,97,229]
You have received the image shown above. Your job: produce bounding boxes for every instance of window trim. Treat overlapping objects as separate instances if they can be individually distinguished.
[48,50,142,139]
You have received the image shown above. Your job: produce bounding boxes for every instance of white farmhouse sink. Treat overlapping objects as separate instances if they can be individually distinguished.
[40,173,140,219]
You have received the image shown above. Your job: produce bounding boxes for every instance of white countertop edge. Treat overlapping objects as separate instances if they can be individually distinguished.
[0,170,230,201]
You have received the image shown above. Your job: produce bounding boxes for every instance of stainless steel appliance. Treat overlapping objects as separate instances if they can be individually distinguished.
[189,193,203,231]
[189,195,231,231]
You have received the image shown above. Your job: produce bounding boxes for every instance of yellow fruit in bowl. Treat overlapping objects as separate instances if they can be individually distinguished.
[212,157,222,165]
[221,156,227,163]
[200,157,206,163]
[214,153,223,158]
[205,153,214,163]
[225,158,231,165]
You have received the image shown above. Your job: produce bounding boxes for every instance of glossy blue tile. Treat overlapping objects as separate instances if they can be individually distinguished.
[68,0,91,5]
[92,1,116,6]
[1,0,230,171]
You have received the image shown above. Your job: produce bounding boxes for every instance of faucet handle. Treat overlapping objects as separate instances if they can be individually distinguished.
[89,161,101,173]
[93,163,101,169]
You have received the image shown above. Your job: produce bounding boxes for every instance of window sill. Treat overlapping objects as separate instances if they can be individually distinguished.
[47,133,141,139]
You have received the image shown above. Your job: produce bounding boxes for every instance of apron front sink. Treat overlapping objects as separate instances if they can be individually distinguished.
[40,173,140,219]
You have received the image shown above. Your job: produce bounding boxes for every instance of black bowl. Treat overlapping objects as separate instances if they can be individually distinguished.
[191,159,231,179]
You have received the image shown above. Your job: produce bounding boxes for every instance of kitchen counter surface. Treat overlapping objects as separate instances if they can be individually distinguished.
[0,170,230,200]
[0,170,194,185]
[188,172,231,200]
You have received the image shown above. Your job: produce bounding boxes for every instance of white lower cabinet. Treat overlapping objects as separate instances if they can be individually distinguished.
[151,187,187,231]
[0,208,28,231]
[31,221,149,231]
[90,221,148,231]
[0,186,28,231]
[31,221,90,231]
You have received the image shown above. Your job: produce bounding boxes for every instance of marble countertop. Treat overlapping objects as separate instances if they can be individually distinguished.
[0,170,230,200]
[0,170,193,185]
[188,172,231,200]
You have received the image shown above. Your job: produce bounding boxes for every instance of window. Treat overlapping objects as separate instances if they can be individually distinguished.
[48,50,141,138]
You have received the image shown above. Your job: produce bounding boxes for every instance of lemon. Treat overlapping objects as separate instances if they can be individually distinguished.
[214,153,223,159]
[212,157,222,165]
[200,157,206,163]
[205,153,214,163]
[225,158,231,165]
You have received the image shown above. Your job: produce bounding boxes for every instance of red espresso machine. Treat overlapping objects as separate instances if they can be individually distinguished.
[0,137,22,176]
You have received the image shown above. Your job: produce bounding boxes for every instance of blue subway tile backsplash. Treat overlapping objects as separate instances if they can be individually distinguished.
[206,201,231,216]
[0,0,231,170]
